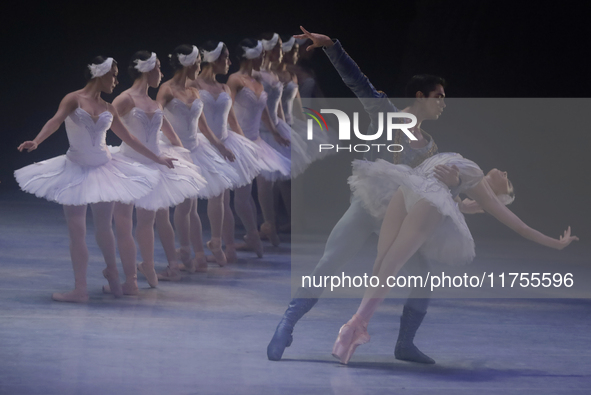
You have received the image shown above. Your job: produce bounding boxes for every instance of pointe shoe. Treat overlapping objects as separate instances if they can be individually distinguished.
[260,222,280,247]
[207,239,227,267]
[103,277,139,296]
[177,247,196,273]
[137,262,158,288]
[224,246,237,263]
[194,252,208,272]
[332,314,370,365]
[235,241,253,251]
[157,266,182,281]
[52,290,89,303]
[244,234,263,258]
[102,268,123,298]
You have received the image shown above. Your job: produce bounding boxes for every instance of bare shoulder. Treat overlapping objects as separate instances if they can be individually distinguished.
[227,73,244,87]
[112,90,135,115]
[61,91,81,107]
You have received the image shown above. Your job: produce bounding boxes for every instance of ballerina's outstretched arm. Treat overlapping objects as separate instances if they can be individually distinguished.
[18,93,78,152]
[465,180,578,249]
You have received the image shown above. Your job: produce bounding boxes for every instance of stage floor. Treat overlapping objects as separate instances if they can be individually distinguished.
[1,193,590,394]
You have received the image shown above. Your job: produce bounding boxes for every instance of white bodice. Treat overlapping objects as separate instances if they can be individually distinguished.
[281,81,298,126]
[260,73,283,125]
[64,108,113,167]
[119,108,163,163]
[233,87,268,141]
[199,90,231,141]
[162,98,204,151]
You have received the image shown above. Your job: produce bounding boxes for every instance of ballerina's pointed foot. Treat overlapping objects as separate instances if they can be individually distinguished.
[157,266,182,282]
[332,314,370,365]
[137,262,158,288]
[245,234,263,258]
[52,290,89,303]
[103,278,139,296]
[177,247,196,273]
[225,246,237,263]
[207,239,227,267]
[102,268,123,298]
[260,222,281,247]
[193,253,208,273]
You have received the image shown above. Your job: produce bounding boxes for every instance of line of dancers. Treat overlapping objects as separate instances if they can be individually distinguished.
[15,34,328,302]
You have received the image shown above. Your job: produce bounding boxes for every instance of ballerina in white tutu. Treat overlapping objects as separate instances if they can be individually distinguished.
[192,41,267,263]
[332,153,579,364]
[156,44,238,271]
[278,35,331,162]
[15,56,176,302]
[227,38,291,257]
[258,32,312,181]
[111,51,207,286]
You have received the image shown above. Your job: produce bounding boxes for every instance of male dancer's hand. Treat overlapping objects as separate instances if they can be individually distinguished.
[434,164,460,188]
[294,26,334,50]
[458,198,484,214]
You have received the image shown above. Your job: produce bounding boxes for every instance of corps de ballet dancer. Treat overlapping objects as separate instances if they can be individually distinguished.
[333,153,579,364]
[15,56,176,302]
[192,41,266,263]
[110,51,207,286]
[156,44,239,271]
[258,33,312,181]
[277,34,331,162]
[257,33,312,245]
[227,38,291,257]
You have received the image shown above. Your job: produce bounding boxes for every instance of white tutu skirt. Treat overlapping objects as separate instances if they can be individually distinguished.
[260,119,312,179]
[111,146,207,211]
[184,135,241,198]
[14,152,160,206]
[292,118,333,162]
[348,157,482,266]
[250,137,291,182]
[222,131,264,187]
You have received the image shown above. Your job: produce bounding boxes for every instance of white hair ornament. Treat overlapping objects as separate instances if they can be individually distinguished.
[282,37,296,53]
[134,52,157,73]
[202,42,224,63]
[242,41,263,59]
[88,57,114,79]
[262,33,279,51]
[178,45,200,67]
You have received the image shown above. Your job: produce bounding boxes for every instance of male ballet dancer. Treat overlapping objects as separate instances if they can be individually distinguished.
[267,28,472,362]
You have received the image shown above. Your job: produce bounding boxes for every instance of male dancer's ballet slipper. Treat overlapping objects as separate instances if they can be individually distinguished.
[207,239,227,267]
[102,268,123,298]
[332,314,370,365]
[157,266,182,281]
[137,262,158,288]
[260,222,281,247]
[52,290,89,303]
